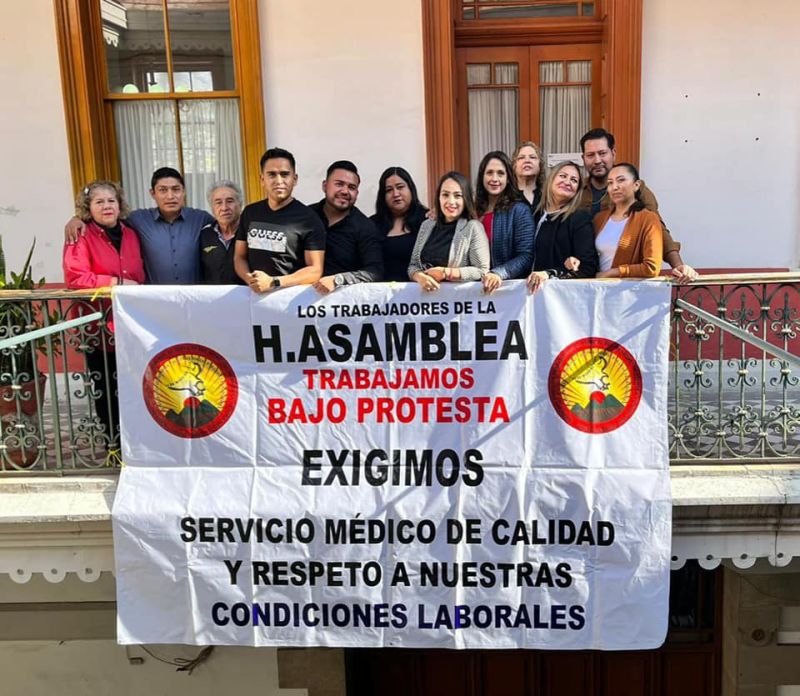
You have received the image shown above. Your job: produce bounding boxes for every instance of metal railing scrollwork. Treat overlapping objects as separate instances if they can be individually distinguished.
[0,276,798,474]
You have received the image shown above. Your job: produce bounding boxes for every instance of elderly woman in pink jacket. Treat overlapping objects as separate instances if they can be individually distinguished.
[63,180,145,445]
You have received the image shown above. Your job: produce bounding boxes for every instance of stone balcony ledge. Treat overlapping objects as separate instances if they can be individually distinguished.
[1,465,800,584]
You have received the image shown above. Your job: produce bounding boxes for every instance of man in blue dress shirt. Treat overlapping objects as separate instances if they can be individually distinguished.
[65,167,214,284]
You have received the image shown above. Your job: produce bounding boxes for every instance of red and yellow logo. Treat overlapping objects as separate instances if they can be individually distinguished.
[548,337,642,434]
[143,343,238,438]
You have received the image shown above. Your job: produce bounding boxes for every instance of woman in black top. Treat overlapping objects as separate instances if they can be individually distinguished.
[371,167,429,282]
[526,160,598,292]
[512,141,546,213]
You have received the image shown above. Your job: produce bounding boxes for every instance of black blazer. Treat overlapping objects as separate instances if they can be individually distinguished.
[532,209,598,278]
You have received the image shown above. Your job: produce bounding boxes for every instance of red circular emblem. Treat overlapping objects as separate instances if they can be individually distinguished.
[142,343,238,438]
[548,337,642,434]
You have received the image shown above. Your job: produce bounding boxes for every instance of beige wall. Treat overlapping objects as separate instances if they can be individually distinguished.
[641,0,800,270]
[257,0,428,214]
[0,639,307,696]
[0,0,73,284]
[724,565,800,696]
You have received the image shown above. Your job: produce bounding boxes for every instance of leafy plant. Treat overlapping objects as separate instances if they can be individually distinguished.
[0,236,47,385]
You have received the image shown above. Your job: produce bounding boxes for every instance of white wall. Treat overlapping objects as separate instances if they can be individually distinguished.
[258,0,428,214]
[0,1,73,283]
[641,0,800,269]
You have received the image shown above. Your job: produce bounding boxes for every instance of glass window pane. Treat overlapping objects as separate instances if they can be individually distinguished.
[466,64,491,86]
[178,99,244,208]
[102,0,168,94]
[495,63,519,85]
[583,2,595,16]
[167,1,235,92]
[539,84,590,158]
[468,88,519,180]
[567,60,591,82]
[539,61,563,84]
[479,3,579,19]
[463,6,476,19]
[113,101,179,209]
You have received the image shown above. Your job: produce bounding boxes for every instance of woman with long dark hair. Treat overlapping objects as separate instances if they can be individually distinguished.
[371,167,429,282]
[408,171,489,292]
[593,163,663,278]
[526,161,598,292]
[475,150,534,293]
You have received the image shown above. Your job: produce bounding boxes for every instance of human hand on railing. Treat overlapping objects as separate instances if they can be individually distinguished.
[413,272,440,292]
[563,257,580,273]
[64,216,86,244]
[246,271,273,293]
[526,271,549,294]
[482,272,502,294]
[671,264,698,284]
[425,267,448,283]
[121,279,139,285]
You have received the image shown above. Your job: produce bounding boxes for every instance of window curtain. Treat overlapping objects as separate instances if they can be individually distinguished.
[114,100,178,210]
[539,61,591,159]
[468,90,519,182]
[466,63,519,181]
[114,98,244,211]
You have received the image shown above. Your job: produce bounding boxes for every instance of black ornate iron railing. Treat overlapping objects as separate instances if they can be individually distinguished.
[670,273,800,462]
[1,276,798,474]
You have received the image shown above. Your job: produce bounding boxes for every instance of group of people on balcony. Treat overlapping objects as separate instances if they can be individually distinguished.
[63,126,696,297]
[61,126,696,441]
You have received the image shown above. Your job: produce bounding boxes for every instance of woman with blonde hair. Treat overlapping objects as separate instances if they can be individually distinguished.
[512,140,546,212]
[526,161,597,292]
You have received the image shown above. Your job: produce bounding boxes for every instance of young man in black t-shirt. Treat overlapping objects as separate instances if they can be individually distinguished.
[234,148,326,293]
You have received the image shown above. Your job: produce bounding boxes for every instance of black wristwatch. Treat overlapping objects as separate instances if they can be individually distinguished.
[270,278,281,289]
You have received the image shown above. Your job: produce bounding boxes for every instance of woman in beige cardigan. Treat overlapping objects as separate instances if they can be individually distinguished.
[408,171,490,292]
[592,163,663,278]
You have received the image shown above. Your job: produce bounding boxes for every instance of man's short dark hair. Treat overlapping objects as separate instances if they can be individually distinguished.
[580,128,615,154]
[151,167,184,189]
[260,147,296,171]
[326,160,360,182]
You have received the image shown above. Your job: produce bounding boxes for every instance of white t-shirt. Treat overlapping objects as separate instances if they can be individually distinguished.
[595,217,628,272]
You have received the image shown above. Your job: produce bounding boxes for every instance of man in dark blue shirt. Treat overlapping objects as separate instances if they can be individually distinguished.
[65,167,214,284]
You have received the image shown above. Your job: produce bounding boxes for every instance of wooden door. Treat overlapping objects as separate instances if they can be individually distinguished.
[348,564,721,696]
[455,44,602,178]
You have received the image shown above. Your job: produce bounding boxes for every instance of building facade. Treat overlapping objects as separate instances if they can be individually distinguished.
[1,1,799,694]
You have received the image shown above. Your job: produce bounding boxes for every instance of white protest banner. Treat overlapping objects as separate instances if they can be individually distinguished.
[111,280,672,649]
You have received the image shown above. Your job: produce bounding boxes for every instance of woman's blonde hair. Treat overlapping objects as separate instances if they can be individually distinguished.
[74,180,130,222]
[536,160,584,220]
[512,140,546,192]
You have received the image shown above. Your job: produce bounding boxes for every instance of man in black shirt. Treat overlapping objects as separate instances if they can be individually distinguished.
[234,148,326,293]
[200,179,244,284]
[311,160,384,294]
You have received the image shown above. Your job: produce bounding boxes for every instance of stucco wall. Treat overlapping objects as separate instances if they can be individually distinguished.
[641,0,800,269]
[724,565,800,696]
[258,0,428,216]
[0,638,306,696]
[0,1,73,284]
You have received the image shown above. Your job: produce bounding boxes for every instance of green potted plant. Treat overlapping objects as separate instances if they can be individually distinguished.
[0,235,48,417]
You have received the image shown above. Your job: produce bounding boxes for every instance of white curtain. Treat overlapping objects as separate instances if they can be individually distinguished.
[468,89,518,182]
[114,98,244,211]
[539,61,591,158]
[114,100,178,210]
[179,99,244,208]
